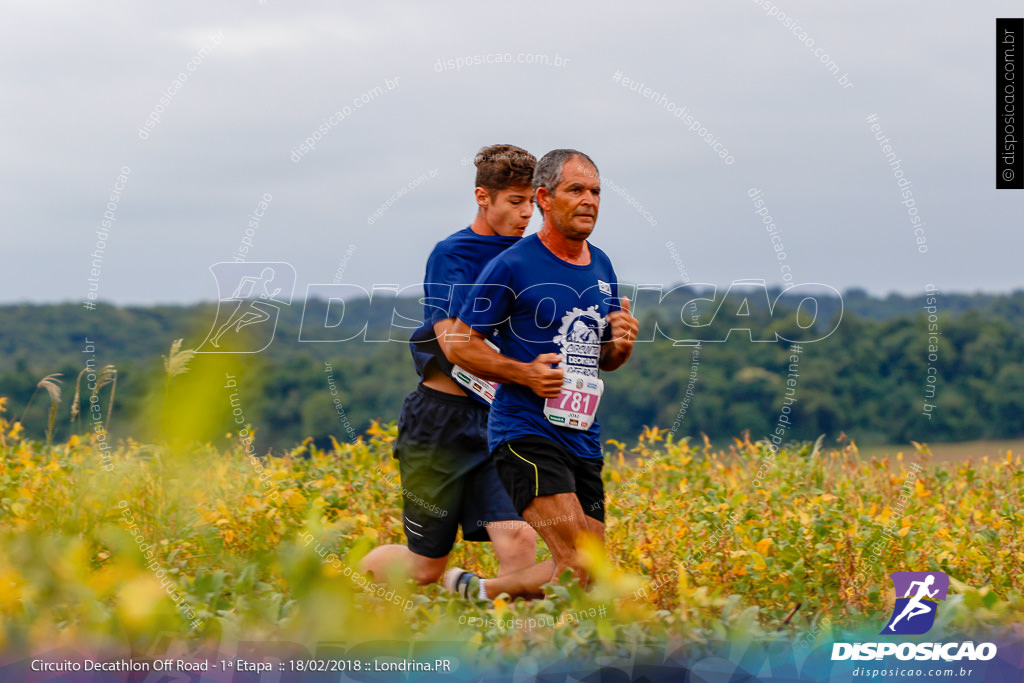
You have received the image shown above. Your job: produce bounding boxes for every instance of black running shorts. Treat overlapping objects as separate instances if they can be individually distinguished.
[492,435,605,523]
[392,384,522,558]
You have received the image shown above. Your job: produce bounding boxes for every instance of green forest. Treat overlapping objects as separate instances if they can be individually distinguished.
[3,287,1023,453]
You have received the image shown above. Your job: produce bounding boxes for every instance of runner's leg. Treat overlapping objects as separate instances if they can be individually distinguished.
[466,456,538,576]
[461,510,604,599]
[361,546,448,585]
[476,492,595,599]
[486,521,538,575]
[450,437,605,600]
[522,492,598,587]
[584,515,604,544]
[361,386,462,586]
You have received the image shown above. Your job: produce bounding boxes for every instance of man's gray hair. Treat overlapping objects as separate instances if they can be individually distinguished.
[533,149,599,195]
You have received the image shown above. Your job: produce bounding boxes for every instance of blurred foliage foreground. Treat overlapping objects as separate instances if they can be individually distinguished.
[0,397,1022,671]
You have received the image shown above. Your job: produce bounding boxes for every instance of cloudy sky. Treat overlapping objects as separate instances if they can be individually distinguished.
[2,1,1021,305]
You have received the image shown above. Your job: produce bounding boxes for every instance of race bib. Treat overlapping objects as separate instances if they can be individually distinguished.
[451,338,500,404]
[543,371,604,431]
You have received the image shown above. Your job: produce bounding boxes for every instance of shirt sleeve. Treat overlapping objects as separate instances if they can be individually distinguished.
[456,256,516,335]
[609,263,622,314]
[422,248,470,328]
[602,261,622,342]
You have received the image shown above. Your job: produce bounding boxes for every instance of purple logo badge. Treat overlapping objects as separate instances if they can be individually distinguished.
[882,571,948,635]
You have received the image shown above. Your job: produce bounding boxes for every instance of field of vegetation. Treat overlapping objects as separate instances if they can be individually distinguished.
[1,394,1021,674]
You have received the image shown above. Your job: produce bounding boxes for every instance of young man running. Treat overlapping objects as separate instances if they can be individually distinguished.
[361,144,539,586]
[443,149,638,601]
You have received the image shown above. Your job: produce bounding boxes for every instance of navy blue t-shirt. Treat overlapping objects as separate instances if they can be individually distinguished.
[408,227,519,384]
[455,234,621,458]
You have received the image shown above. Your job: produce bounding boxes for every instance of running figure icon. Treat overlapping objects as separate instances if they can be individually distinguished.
[196,262,296,354]
[209,267,281,348]
[886,574,938,631]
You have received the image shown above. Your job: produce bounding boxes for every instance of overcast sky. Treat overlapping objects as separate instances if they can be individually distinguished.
[2,1,1021,306]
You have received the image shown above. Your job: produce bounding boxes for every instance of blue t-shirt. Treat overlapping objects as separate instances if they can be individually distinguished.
[455,233,621,458]
[409,227,519,385]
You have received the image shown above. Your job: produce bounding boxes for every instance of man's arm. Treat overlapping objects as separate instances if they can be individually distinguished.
[600,296,638,371]
[442,319,564,398]
[432,318,459,356]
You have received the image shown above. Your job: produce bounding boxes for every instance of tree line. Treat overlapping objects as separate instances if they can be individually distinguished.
[2,288,1022,452]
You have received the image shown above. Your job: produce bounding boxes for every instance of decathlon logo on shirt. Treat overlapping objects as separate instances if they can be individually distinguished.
[554,305,605,377]
[831,570,997,662]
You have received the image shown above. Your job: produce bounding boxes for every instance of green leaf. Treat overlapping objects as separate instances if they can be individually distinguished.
[963,590,983,610]
[550,584,570,601]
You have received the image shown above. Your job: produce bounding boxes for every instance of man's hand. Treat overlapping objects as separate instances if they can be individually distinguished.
[445,320,565,395]
[524,353,565,398]
[601,297,638,371]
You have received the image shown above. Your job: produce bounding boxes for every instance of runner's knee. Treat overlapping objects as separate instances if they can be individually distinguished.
[410,564,444,585]
[409,557,446,585]
[513,521,538,546]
